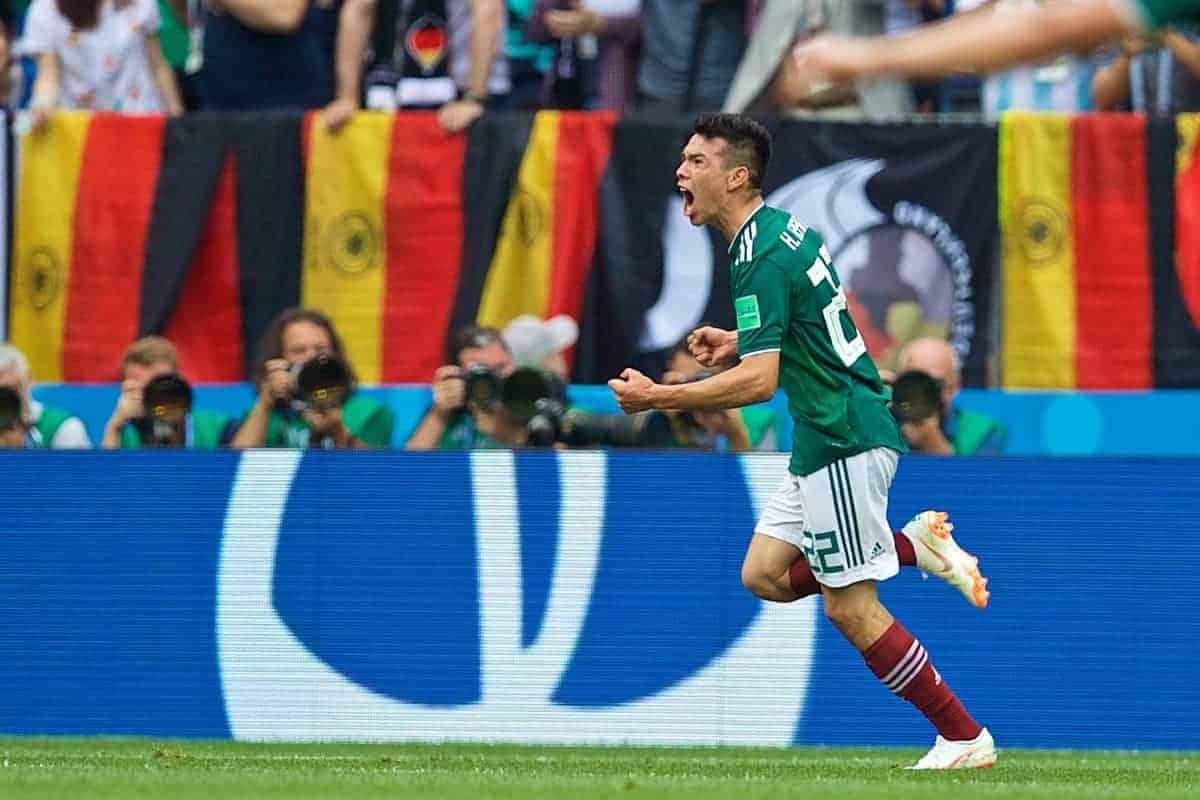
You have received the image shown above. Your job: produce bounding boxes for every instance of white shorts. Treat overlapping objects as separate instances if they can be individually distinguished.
[755,447,900,588]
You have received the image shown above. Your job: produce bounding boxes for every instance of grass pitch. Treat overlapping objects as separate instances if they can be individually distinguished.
[0,738,1194,799]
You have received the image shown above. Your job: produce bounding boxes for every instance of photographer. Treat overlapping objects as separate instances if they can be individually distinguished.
[896,337,1006,456]
[405,325,516,450]
[233,308,394,449]
[0,343,91,449]
[889,369,954,455]
[0,386,34,449]
[102,337,238,449]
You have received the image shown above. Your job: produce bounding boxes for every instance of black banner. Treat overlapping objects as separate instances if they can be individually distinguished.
[577,117,1000,388]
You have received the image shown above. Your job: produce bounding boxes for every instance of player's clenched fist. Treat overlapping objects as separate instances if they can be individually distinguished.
[687,326,738,367]
[608,368,658,414]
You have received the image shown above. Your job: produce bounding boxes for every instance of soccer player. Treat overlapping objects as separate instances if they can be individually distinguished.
[791,0,1197,88]
[608,114,995,769]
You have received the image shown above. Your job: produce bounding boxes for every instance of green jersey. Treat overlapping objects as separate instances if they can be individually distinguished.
[265,394,395,449]
[729,204,906,476]
[1129,0,1200,29]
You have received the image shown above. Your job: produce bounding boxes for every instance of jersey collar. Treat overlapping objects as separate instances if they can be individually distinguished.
[727,201,766,255]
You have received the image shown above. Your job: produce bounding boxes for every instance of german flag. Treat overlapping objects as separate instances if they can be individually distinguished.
[999,113,1153,389]
[9,111,615,385]
[299,110,613,383]
[1154,114,1200,386]
[301,112,467,384]
[12,114,163,382]
[10,112,304,383]
[447,111,615,373]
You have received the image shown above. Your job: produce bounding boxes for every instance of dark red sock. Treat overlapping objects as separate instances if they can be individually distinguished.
[863,620,982,741]
[894,531,917,567]
[787,557,821,598]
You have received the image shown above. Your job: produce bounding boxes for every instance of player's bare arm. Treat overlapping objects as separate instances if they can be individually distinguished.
[687,326,739,367]
[793,0,1135,84]
[608,352,778,414]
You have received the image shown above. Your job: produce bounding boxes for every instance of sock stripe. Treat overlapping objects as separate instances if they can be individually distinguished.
[890,649,929,694]
[879,639,921,686]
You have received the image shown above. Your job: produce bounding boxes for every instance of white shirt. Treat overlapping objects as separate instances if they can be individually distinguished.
[28,400,92,449]
[21,0,164,113]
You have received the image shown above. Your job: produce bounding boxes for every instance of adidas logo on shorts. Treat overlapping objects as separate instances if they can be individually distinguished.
[870,542,885,559]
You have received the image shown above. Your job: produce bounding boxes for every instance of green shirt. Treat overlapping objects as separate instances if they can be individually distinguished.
[1130,0,1200,29]
[730,204,906,476]
[31,406,75,448]
[119,409,237,449]
[265,394,395,449]
[157,0,190,69]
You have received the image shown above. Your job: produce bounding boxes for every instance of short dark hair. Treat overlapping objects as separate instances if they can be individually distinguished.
[448,325,508,366]
[692,113,771,191]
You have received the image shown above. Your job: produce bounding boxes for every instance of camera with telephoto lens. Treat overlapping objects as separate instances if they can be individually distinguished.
[291,354,353,413]
[514,371,678,450]
[889,370,945,425]
[461,365,567,446]
[139,373,193,447]
[0,386,25,433]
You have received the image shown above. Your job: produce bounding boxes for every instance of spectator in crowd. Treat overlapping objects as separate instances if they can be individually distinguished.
[637,0,744,113]
[975,0,1101,119]
[233,308,394,449]
[324,0,508,134]
[724,0,913,117]
[0,342,91,448]
[896,336,1006,456]
[506,0,555,108]
[193,0,333,111]
[883,0,951,112]
[157,1,188,72]
[313,0,342,70]
[526,0,641,111]
[21,0,183,128]
[102,336,239,449]
[1092,27,1200,113]
[789,0,1161,88]
[406,324,515,449]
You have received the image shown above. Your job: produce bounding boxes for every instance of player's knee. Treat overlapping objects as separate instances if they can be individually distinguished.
[741,563,778,600]
[823,595,871,633]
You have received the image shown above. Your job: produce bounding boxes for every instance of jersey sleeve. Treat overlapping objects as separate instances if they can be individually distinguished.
[734,260,790,358]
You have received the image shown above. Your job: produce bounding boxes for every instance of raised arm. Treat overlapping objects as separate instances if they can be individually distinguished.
[794,0,1136,83]
[323,0,375,131]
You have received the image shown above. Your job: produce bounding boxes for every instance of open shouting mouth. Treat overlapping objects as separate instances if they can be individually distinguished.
[679,186,695,217]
